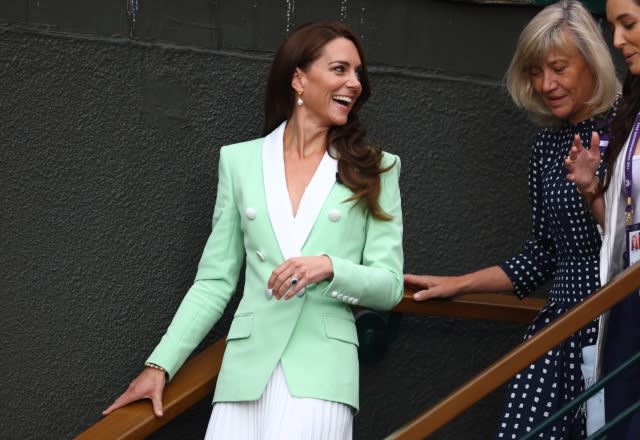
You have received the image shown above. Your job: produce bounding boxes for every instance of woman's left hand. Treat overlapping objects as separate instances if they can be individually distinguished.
[565,132,600,188]
[268,256,334,300]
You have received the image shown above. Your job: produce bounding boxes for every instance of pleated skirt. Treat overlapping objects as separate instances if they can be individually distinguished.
[204,362,353,439]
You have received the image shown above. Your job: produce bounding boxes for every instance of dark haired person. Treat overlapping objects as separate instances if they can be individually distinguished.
[567,0,640,436]
[103,21,403,439]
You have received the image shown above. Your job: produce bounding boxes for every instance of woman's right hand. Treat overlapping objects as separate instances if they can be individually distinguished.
[404,274,462,301]
[102,367,166,417]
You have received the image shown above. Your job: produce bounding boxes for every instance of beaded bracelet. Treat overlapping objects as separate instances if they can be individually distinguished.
[144,362,167,374]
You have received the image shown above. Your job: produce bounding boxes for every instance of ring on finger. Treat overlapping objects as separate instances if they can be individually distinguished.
[291,276,299,286]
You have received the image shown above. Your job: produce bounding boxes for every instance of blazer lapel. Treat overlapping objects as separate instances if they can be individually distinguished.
[262,121,337,260]
[263,122,297,260]
[293,152,337,255]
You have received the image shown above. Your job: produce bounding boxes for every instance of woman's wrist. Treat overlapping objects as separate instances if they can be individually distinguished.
[576,175,602,203]
[144,362,168,379]
[455,273,474,294]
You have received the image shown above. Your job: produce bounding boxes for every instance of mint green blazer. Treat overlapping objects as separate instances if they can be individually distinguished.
[147,122,403,412]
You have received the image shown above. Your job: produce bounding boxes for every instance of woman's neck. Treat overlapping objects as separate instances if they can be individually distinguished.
[284,115,329,158]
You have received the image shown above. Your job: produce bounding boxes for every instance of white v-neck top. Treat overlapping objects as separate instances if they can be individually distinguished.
[262,121,338,260]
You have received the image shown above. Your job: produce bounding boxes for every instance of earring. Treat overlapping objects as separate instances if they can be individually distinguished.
[296,90,304,106]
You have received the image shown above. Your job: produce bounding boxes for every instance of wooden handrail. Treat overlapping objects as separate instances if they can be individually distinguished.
[75,339,226,440]
[74,289,545,439]
[396,290,545,323]
[387,262,640,440]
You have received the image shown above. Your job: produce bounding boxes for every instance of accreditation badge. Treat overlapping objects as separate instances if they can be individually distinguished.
[627,223,640,267]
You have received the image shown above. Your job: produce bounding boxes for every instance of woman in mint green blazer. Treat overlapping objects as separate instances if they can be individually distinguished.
[104,22,403,439]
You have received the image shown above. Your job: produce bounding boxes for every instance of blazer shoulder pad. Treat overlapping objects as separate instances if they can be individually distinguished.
[220,137,265,159]
[380,151,401,173]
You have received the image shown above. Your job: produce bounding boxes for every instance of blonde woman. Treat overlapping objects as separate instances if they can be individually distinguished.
[406,1,619,437]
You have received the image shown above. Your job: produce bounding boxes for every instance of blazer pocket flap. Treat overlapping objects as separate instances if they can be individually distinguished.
[227,314,254,341]
[324,316,359,346]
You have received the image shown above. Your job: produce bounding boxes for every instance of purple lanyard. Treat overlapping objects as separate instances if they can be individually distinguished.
[624,112,640,226]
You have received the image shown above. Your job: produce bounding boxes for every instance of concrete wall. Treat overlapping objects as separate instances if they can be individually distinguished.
[1,1,551,438]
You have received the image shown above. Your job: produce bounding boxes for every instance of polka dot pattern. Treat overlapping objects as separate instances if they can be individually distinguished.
[496,117,608,439]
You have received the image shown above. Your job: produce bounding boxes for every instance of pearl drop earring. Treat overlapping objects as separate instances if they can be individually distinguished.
[296,91,304,106]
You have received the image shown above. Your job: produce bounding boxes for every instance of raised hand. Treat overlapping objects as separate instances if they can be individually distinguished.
[565,132,601,189]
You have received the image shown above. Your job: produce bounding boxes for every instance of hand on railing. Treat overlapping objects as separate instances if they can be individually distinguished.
[404,274,461,301]
[405,266,514,302]
[102,366,166,418]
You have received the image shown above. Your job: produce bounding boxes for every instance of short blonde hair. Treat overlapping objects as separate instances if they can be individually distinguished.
[505,0,619,127]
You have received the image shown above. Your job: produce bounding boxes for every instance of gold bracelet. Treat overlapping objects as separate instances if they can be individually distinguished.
[144,362,167,374]
[576,175,602,203]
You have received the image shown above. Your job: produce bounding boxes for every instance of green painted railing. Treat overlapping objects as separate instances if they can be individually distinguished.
[589,398,640,439]
[521,350,640,440]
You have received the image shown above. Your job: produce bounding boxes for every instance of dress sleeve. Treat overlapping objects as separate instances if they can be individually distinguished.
[499,132,557,299]
[146,146,245,379]
[321,153,404,310]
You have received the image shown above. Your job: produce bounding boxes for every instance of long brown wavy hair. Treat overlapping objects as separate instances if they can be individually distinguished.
[262,21,392,220]
[604,72,640,190]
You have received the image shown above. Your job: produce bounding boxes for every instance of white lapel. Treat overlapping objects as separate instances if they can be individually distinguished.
[263,122,296,260]
[293,151,337,254]
[262,121,337,260]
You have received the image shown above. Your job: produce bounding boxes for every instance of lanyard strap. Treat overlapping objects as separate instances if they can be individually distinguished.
[624,112,640,226]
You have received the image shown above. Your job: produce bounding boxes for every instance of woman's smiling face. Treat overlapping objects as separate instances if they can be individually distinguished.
[607,0,640,75]
[293,37,363,128]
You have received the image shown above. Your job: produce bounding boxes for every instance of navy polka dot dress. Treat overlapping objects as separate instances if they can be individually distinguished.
[496,117,610,439]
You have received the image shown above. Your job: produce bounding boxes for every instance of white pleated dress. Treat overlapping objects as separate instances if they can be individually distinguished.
[204,363,353,439]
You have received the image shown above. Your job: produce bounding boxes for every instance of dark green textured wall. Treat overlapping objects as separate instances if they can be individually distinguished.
[1,1,551,439]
